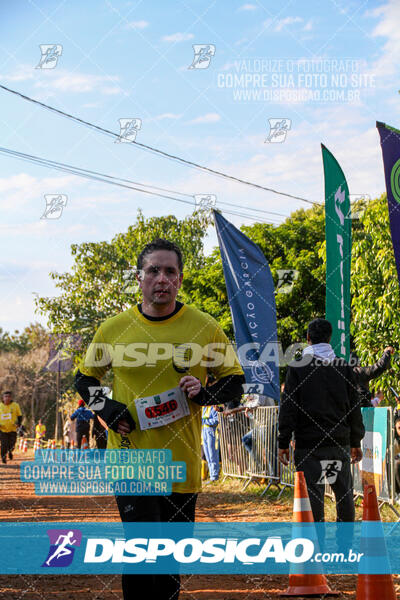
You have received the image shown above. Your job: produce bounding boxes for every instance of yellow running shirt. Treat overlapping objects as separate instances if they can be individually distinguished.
[35,424,46,439]
[0,401,22,433]
[80,304,243,493]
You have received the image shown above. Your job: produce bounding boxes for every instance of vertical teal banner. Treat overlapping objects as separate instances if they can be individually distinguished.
[321,144,351,360]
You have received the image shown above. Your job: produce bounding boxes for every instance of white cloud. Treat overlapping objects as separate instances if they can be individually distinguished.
[153,113,182,120]
[0,65,34,83]
[188,113,221,124]
[274,16,303,32]
[303,20,313,31]
[0,173,79,210]
[263,16,303,32]
[238,4,257,11]
[125,20,149,29]
[32,70,122,95]
[162,32,194,43]
[370,0,400,78]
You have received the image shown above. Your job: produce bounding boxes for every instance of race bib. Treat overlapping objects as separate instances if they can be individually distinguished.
[0,413,12,421]
[134,386,190,430]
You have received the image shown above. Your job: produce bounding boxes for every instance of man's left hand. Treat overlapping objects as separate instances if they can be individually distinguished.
[179,376,202,399]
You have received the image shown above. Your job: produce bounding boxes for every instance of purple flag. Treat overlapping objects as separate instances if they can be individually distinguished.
[377,121,400,283]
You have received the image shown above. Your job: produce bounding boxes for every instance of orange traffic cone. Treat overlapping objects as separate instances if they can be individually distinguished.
[356,484,396,600]
[18,438,23,451]
[281,471,338,597]
[22,439,28,453]
[51,439,56,449]
[81,435,88,450]
[70,439,75,449]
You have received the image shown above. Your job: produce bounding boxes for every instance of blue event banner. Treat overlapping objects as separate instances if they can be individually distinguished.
[214,210,280,401]
[1,522,400,575]
[19,449,186,495]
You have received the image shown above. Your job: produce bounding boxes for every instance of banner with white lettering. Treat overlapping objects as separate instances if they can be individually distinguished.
[321,144,351,360]
[213,210,279,402]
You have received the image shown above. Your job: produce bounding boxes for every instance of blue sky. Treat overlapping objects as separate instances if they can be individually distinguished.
[0,0,399,332]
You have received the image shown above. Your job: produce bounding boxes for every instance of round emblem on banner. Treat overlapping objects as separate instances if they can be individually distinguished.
[390,158,400,204]
[250,361,273,384]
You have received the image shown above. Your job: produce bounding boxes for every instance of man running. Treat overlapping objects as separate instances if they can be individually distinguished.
[75,238,244,599]
[0,391,22,464]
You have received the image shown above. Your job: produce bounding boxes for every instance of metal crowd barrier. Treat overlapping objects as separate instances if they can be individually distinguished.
[219,405,400,513]
[219,407,281,494]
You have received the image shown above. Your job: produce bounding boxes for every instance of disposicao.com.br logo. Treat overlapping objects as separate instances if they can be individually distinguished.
[0,522,381,575]
[83,535,313,565]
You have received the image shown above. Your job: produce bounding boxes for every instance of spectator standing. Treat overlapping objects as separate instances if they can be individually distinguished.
[92,414,108,449]
[278,318,364,523]
[0,391,22,464]
[371,390,384,407]
[202,405,220,482]
[35,419,46,441]
[352,347,394,408]
[70,399,94,448]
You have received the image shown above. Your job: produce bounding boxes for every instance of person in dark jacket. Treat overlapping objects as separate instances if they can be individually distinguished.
[351,347,394,408]
[70,400,94,448]
[278,318,365,523]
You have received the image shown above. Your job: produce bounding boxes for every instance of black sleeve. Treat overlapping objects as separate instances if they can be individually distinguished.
[17,416,22,426]
[346,365,365,447]
[74,370,136,433]
[353,350,391,385]
[189,374,245,409]
[278,366,299,449]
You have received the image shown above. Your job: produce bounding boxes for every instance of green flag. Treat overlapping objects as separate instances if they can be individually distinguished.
[321,144,351,360]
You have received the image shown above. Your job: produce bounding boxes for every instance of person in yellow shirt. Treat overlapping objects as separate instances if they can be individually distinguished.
[35,419,46,441]
[0,391,22,464]
[75,238,244,600]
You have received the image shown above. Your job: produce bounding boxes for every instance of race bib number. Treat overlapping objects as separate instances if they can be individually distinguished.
[0,413,12,421]
[135,387,190,430]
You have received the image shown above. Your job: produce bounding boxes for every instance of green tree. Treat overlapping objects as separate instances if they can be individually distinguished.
[351,194,400,402]
[36,210,211,345]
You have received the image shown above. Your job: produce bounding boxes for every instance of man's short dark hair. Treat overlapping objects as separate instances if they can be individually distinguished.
[307,318,332,344]
[137,239,184,273]
[2,391,11,396]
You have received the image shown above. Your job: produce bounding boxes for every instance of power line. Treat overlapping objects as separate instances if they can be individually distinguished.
[0,84,318,206]
[0,145,280,224]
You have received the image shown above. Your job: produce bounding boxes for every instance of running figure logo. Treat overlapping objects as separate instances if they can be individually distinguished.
[194,194,216,211]
[276,269,299,294]
[188,44,216,69]
[41,194,68,220]
[317,460,342,484]
[42,529,82,567]
[88,387,108,411]
[265,119,291,143]
[36,44,63,69]
[115,118,142,143]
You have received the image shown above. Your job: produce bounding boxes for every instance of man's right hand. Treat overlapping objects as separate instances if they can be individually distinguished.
[278,448,290,465]
[384,346,395,354]
[117,419,133,435]
[350,447,363,463]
